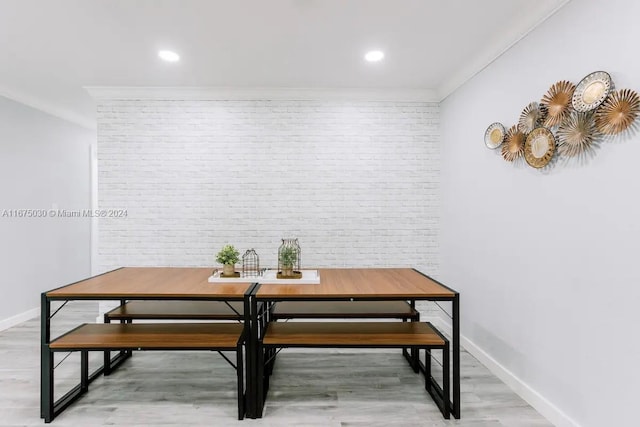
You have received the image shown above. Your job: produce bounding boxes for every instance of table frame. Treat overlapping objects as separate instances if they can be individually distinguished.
[39,267,460,422]
[40,267,256,423]
[247,268,460,419]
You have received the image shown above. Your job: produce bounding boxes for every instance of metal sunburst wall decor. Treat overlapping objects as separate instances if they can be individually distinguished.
[518,102,547,134]
[572,71,612,112]
[485,70,640,169]
[501,125,526,162]
[557,112,597,157]
[484,122,506,149]
[541,80,575,127]
[594,88,640,135]
[524,127,556,168]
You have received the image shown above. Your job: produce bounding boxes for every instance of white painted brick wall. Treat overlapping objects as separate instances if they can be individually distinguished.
[96,99,440,276]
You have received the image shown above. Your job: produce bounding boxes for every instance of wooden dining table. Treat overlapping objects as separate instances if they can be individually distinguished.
[40,267,460,421]
[248,267,460,419]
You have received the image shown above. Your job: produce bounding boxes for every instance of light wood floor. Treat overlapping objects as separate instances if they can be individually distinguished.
[0,302,552,426]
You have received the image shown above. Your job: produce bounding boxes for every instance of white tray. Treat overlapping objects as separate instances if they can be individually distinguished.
[207,270,257,283]
[207,269,320,284]
[259,269,320,285]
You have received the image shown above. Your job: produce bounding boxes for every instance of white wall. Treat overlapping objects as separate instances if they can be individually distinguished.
[96,98,440,275]
[440,0,639,426]
[0,96,93,327]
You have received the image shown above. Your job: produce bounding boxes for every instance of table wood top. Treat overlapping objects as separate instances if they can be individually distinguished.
[46,267,252,299]
[256,268,456,299]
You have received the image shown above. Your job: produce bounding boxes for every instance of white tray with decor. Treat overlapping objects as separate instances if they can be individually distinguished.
[207,269,258,283]
[208,269,320,284]
[260,269,320,285]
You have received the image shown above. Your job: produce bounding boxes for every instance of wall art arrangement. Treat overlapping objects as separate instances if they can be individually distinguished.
[484,71,640,168]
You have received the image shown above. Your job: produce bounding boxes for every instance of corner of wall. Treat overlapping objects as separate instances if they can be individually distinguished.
[433,317,581,427]
[0,307,39,332]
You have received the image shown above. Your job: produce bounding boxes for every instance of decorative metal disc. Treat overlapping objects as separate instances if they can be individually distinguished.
[524,127,556,168]
[518,102,547,133]
[501,125,526,162]
[594,88,640,135]
[484,122,506,149]
[540,80,576,127]
[557,112,597,157]
[572,71,612,112]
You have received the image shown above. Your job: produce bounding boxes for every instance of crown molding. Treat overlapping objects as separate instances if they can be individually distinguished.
[437,0,572,101]
[0,86,96,130]
[85,86,439,103]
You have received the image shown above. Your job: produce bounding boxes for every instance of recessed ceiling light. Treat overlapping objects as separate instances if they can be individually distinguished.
[158,50,180,62]
[365,50,384,62]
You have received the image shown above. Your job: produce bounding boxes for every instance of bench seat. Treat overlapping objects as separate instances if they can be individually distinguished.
[263,321,443,347]
[270,301,418,320]
[260,321,449,418]
[51,323,244,350]
[264,301,421,378]
[105,300,244,321]
[102,301,246,381]
[44,322,246,422]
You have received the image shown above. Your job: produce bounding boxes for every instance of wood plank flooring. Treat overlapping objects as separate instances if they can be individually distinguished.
[0,301,552,426]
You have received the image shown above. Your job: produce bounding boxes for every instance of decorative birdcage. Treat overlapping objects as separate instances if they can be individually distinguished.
[242,249,260,277]
[277,238,301,278]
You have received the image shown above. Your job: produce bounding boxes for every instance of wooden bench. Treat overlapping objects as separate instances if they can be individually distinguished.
[43,322,246,422]
[267,300,421,374]
[103,300,245,375]
[259,321,450,418]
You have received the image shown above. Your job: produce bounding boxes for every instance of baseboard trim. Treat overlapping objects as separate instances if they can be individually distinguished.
[0,307,39,332]
[433,317,580,427]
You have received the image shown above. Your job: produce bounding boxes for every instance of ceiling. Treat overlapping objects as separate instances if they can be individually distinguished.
[0,0,569,129]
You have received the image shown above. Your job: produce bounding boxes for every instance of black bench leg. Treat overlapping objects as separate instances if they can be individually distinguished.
[411,346,419,372]
[41,346,54,422]
[425,345,450,419]
[103,314,111,376]
[263,346,270,397]
[411,311,421,372]
[443,342,450,419]
[256,341,266,418]
[237,342,245,420]
[402,312,421,373]
[424,348,432,383]
[81,350,89,392]
[266,346,277,376]
[104,317,132,376]
[266,305,277,375]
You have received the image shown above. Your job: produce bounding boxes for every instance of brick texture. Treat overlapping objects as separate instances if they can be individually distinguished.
[96,99,440,276]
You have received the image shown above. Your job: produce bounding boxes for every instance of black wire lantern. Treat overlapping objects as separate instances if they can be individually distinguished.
[242,249,260,277]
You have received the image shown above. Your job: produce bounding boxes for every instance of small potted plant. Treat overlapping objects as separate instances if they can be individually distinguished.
[279,245,298,277]
[216,244,240,277]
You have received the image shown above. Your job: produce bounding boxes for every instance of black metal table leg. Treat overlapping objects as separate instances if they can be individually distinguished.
[443,341,451,419]
[245,284,262,419]
[452,293,460,419]
[253,295,265,417]
[40,293,52,421]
